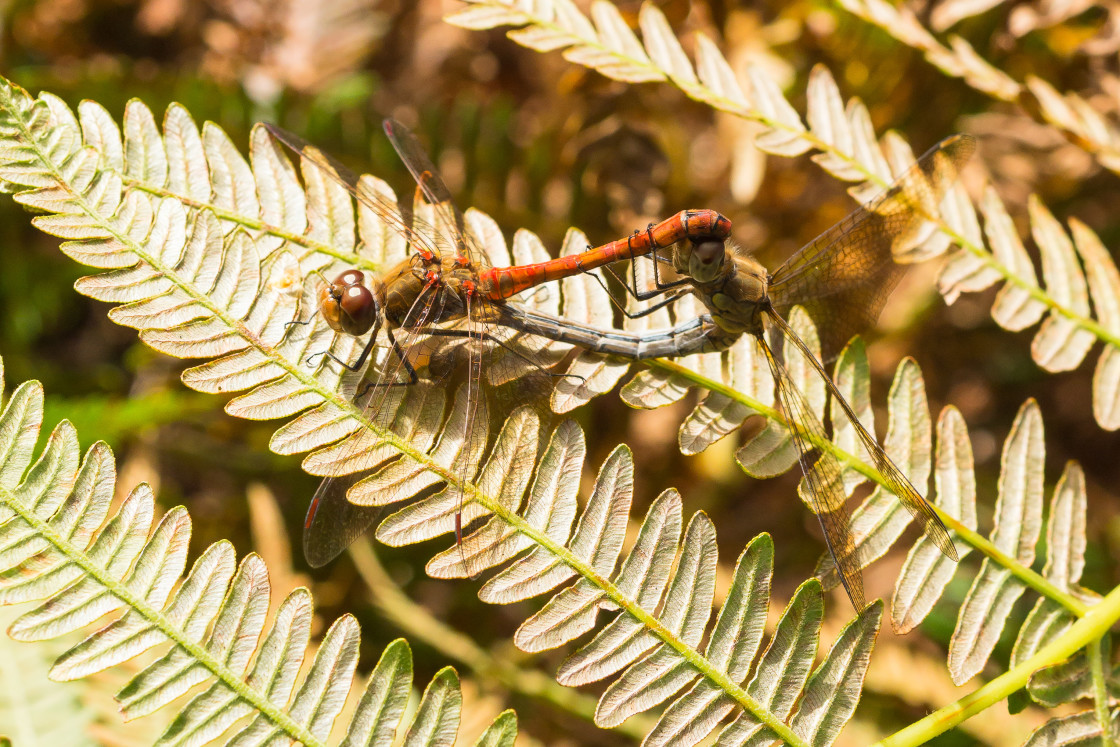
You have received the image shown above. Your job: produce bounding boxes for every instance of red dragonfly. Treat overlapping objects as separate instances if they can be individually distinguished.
[266,120,728,571]
[506,134,974,608]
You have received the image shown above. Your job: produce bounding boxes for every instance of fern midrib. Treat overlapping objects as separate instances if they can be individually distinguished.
[840,1,1120,176]
[647,357,1088,616]
[120,173,389,274]
[0,484,323,746]
[313,392,805,736]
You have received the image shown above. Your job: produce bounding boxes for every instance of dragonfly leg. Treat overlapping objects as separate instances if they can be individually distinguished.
[306,312,383,371]
[586,267,689,319]
[618,225,692,301]
[354,325,420,397]
[285,303,324,332]
[582,251,689,317]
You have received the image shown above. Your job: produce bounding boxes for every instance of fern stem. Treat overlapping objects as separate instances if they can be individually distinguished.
[645,358,1089,615]
[345,540,653,739]
[937,519,1087,616]
[121,173,382,273]
[1089,636,1115,746]
[0,486,324,746]
[874,581,1120,745]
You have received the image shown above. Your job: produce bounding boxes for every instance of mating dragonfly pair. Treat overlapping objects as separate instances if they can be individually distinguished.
[270,119,973,610]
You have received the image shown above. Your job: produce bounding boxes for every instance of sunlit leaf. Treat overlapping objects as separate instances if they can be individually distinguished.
[0,358,512,744]
[949,400,1044,684]
[892,406,977,633]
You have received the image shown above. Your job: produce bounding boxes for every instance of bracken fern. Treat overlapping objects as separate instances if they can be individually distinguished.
[1,0,1120,741]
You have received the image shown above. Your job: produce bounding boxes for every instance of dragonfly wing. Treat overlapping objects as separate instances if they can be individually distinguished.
[304,471,383,568]
[262,122,452,261]
[383,118,492,270]
[768,134,975,361]
[766,310,957,597]
[808,347,958,560]
[756,326,866,611]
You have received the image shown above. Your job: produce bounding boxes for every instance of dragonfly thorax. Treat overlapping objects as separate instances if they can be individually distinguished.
[379,257,478,331]
[695,252,769,339]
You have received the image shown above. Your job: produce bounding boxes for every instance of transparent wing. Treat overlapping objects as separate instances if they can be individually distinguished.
[772,310,957,559]
[263,122,454,263]
[304,471,383,568]
[756,327,866,610]
[764,310,957,607]
[768,134,975,360]
[383,118,491,271]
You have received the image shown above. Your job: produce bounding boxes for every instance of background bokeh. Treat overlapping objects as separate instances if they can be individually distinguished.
[2,0,1119,743]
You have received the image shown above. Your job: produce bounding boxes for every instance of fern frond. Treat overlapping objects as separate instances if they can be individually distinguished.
[445,0,1120,432]
[0,359,517,745]
[838,0,1120,174]
[0,74,629,578]
[4,66,1120,743]
[0,78,870,744]
[0,350,892,744]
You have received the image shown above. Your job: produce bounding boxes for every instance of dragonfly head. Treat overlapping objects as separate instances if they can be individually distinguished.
[686,236,728,283]
[320,269,379,336]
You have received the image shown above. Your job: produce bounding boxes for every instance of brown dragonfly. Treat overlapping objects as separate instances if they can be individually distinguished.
[505,134,975,608]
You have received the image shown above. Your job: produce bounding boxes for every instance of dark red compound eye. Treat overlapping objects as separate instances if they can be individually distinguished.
[333,269,365,288]
[337,284,377,335]
[319,269,376,335]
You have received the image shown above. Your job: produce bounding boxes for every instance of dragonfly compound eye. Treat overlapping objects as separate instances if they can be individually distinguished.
[333,269,366,288]
[319,271,376,335]
[689,239,726,283]
[337,284,377,335]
